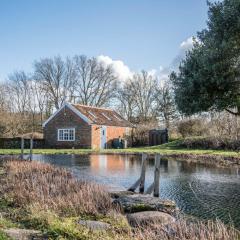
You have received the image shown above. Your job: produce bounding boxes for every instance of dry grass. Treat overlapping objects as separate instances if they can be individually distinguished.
[132,218,240,240]
[0,160,239,240]
[1,160,113,216]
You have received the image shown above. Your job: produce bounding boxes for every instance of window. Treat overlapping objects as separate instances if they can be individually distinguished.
[101,112,111,121]
[58,128,75,141]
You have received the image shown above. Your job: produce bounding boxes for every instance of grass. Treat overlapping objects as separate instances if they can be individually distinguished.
[0,140,239,157]
[1,161,113,217]
[0,160,129,239]
[0,160,239,239]
[107,140,240,157]
[132,218,240,240]
[0,231,11,240]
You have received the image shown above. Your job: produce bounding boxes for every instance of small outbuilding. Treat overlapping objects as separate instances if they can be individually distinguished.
[149,129,168,146]
[43,102,133,149]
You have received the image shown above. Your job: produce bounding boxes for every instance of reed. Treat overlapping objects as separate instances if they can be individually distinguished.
[1,161,113,216]
[131,218,240,240]
[0,160,239,240]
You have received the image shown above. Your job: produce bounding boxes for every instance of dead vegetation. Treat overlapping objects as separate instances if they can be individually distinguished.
[0,160,239,240]
[132,219,240,240]
[1,161,113,217]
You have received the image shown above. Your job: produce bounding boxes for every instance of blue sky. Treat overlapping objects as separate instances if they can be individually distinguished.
[0,0,209,81]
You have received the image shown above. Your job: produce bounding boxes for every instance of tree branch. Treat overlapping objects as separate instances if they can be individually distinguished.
[225,108,240,116]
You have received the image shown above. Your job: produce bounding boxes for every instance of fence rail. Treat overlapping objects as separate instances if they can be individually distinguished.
[128,153,161,197]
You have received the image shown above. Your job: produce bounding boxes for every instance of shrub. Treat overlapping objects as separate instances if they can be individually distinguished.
[132,120,159,146]
[0,230,11,240]
[177,119,208,138]
[178,136,240,151]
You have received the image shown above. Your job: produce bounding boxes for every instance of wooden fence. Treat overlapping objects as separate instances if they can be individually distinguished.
[0,138,44,149]
[128,153,161,197]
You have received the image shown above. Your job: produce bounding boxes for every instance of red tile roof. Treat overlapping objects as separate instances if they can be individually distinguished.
[72,104,133,127]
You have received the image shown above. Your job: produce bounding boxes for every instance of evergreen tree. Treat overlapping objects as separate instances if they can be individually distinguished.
[171,0,240,115]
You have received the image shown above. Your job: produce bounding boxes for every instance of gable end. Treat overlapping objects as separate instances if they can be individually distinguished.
[42,102,92,127]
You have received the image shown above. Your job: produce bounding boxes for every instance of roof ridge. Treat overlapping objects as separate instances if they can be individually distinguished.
[72,103,115,112]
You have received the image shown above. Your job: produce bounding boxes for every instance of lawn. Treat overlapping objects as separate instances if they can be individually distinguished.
[0,140,239,157]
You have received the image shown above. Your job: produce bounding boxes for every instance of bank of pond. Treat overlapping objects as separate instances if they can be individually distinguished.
[24,153,240,228]
[0,153,239,239]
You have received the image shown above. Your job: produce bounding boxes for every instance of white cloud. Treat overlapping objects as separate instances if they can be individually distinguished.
[97,55,133,82]
[171,36,195,69]
[97,55,170,85]
[147,66,171,87]
[158,67,171,87]
[180,37,194,50]
[148,69,157,77]
[97,36,196,86]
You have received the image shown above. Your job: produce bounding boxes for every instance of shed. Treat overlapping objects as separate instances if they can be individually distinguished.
[149,129,168,146]
[43,102,133,149]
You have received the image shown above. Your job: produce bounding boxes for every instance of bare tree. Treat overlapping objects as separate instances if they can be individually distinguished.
[155,83,178,128]
[0,83,8,111]
[34,56,76,109]
[128,71,157,121]
[73,55,117,107]
[0,84,8,136]
[3,71,32,135]
[117,81,137,121]
[30,81,52,126]
[7,71,29,114]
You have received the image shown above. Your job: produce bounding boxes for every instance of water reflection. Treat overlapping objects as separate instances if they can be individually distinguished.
[31,153,240,228]
[91,154,126,171]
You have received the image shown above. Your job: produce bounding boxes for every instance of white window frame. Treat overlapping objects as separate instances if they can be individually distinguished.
[57,128,75,141]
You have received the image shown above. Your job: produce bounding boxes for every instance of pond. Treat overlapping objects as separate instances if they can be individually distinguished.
[30,153,240,228]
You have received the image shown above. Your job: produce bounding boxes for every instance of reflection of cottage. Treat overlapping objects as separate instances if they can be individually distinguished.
[43,103,133,149]
[90,154,126,171]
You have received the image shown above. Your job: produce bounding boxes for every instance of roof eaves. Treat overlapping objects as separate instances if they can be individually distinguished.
[43,102,92,127]
[67,103,92,124]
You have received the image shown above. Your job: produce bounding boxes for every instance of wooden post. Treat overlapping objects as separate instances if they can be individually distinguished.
[21,137,24,160]
[128,178,141,192]
[153,154,161,197]
[145,182,154,195]
[29,137,33,161]
[139,153,147,193]
[128,154,147,192]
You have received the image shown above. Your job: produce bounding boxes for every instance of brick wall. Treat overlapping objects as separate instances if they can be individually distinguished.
[91,125,101,149]
[44,107,92,148]
[44,106,132,149]
[91,125,128,149]
[106,126,127,148]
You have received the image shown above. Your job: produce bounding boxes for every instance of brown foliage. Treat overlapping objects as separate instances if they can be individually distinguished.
[1,161,113,216]
[179,136,240,151]
[0,160,239,239]
[131,119,159,146]
[132,218,239,240]
[177,118,208,138]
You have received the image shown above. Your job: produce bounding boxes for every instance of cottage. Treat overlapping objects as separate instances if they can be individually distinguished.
[43,102,133,149]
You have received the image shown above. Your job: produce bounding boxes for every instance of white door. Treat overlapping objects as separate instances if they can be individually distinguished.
[100,126,107,149]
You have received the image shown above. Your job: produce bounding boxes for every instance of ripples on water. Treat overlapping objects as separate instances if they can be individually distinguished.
[31,153,240,228]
